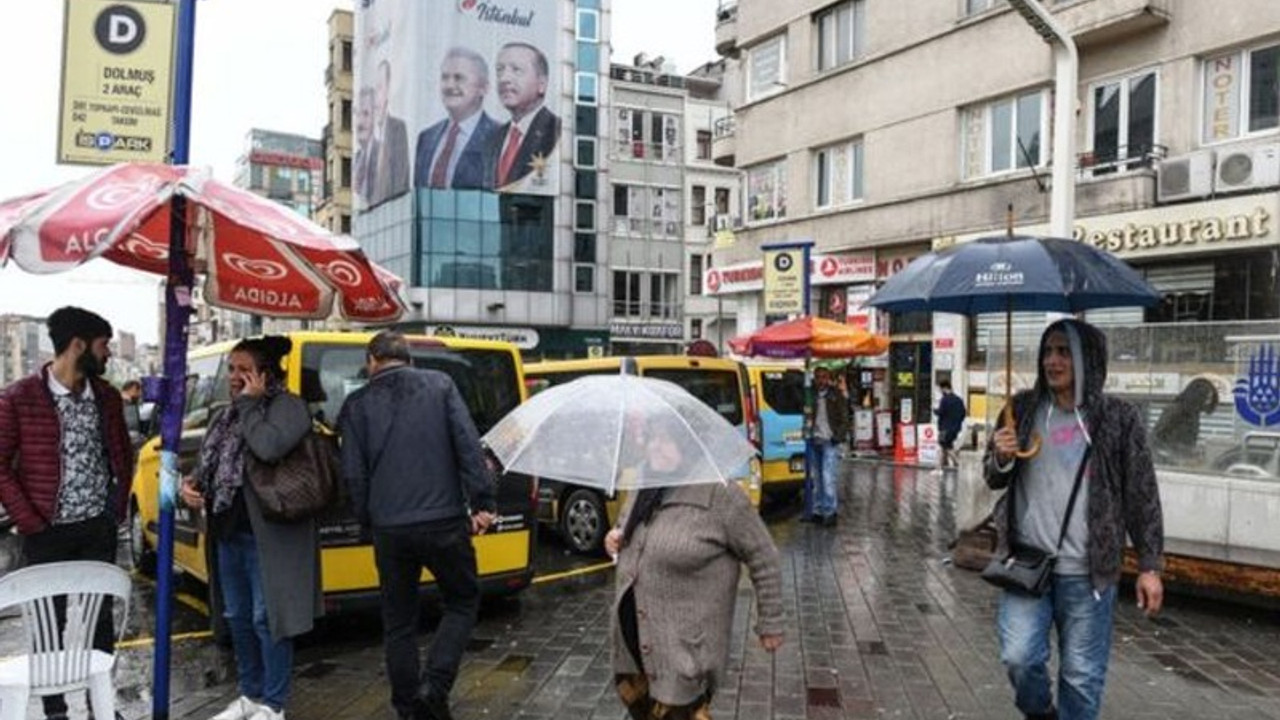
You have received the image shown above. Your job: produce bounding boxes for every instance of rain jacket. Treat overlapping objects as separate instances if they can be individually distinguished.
[983,319,1164,589]
[337,364,495,528]
[0,364,134,534]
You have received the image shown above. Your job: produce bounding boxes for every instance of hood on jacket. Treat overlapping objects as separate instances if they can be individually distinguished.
[1032,318,1107,410]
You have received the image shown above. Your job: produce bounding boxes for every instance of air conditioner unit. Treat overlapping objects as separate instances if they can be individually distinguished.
[1157,151,1213,203]
[1215,144,1280,193]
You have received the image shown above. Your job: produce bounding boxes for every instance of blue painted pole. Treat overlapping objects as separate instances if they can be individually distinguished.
[153,1,198,717]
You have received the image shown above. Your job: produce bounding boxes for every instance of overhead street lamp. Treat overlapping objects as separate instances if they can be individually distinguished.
[1006,0,1079,238]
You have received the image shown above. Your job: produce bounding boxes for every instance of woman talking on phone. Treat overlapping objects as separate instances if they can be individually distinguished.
[180,336,322,720]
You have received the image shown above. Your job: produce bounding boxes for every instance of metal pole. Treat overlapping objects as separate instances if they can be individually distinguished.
[1049,41,1078,237]
[1005,0,1079,237]
[153,0,198,717]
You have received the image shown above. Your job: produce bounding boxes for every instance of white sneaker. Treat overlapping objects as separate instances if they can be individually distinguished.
[210,696,262,720]
[247,706,285,720]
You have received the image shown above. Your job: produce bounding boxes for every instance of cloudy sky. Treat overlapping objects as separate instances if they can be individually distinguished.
[0,0,717,344]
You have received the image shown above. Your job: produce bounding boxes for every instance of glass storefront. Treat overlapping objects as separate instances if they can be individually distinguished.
[416,189,554,291]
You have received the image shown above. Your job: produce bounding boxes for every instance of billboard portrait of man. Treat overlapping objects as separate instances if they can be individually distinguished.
[366,59,410,206]
[354,85,376,203]
[487,42,561,190]
[414,47,498,190]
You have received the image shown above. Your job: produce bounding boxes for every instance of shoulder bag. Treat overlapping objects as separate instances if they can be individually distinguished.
[980,445,1091,597]
[246,422,341,523]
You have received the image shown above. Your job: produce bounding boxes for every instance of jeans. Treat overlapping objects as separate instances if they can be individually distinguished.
[373,518,479,718]
[217,532,294,712]
[997,575,1117,720]
[811,439,841,517]
[24,514,117,719]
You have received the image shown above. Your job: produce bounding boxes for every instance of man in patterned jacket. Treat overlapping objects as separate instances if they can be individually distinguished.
[0,306,134,720]
[986,318,1163,720]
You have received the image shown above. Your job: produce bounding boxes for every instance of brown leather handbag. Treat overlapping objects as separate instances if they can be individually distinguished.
[246,424,340,523]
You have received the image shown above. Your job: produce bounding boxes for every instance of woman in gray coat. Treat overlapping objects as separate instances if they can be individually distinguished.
[180,336,323,720]
[604,417,785,720]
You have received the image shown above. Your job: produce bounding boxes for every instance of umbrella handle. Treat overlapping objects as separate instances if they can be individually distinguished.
[1001,403,1042,459]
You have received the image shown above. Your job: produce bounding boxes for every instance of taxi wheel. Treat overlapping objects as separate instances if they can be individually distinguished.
[129,503,157,576]
[561,489,607,555]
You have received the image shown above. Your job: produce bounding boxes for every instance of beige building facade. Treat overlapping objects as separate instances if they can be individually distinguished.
[316,9,354,237]
[714,0,1280,573]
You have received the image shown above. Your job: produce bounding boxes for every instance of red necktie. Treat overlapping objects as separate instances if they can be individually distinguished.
[429,123,461,188]
[497,127,523,186]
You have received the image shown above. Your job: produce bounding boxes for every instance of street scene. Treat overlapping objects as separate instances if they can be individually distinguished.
[3,0,1280,719]
[7,463,1280,719]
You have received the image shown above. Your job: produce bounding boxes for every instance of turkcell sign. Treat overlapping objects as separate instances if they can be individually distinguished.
[353,0,561,211]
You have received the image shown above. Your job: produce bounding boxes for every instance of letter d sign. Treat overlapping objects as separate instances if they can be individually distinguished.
[94,4,146,55]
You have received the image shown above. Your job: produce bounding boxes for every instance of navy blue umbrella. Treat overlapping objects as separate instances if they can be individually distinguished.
[867,234,1160,457]
[866,235,1160,314]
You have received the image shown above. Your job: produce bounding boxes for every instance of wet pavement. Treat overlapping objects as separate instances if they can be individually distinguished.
[10,461,1280,718]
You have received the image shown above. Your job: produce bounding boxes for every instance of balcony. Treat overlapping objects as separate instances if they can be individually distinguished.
[1077,143,1166,179]
[1052,0,1171,47]
[715,0,739,58]
[711,116,735,167]
[324,63,352,93]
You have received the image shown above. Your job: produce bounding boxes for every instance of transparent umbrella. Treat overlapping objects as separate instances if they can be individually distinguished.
[483,374,758,492]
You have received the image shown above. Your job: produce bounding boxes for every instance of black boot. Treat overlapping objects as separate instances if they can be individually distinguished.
[1025,709,1058,720]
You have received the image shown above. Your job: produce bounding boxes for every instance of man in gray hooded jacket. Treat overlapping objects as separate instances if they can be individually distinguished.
[985,318,1164,720]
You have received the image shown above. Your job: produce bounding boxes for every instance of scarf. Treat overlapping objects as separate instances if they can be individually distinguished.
[622,487,666,543]
[198,379,283,515]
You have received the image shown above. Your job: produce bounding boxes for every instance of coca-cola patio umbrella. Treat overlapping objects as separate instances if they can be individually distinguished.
[0,161,405,709]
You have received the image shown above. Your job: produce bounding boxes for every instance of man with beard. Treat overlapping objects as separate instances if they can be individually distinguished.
[415,47,498,190]
[0,306,134,720]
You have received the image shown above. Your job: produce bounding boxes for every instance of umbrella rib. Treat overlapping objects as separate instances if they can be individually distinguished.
[608,379,630,494]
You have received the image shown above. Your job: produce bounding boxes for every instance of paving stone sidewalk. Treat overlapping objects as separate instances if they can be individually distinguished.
[117,462,1280,720]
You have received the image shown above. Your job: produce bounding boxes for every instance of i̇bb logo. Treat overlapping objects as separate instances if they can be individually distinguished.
[820,257,838,277]
[458,0,478,10]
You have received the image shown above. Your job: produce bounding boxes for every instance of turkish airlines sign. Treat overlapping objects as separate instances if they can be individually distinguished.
[704,252,874,295]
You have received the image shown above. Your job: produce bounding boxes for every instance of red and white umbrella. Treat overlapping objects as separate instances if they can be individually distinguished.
[0,162,405,323]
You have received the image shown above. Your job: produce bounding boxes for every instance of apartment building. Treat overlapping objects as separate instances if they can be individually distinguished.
[605,55,742,353]
[0,315,51,387]
[316,9,355,237]
[714,0,1280,421]
[716,0,1280,579]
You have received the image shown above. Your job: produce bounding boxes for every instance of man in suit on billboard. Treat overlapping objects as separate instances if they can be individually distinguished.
[366,59,410,206]
[487,43,561,190]
[414,48,498,191]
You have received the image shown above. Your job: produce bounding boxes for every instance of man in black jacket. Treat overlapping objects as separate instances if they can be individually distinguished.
[338,331,496,720]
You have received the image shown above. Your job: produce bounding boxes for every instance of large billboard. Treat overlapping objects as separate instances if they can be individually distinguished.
[58,0,175,165]
[354,0,561,209]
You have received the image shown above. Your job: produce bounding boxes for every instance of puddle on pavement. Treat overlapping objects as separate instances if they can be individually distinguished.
[494,653,535,674]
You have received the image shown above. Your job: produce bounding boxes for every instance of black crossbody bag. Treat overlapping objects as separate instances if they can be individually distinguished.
[981,445,1091,597]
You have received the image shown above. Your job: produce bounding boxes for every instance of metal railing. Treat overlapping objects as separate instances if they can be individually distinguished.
[612,141,683,163]
[1077,142,1167,177]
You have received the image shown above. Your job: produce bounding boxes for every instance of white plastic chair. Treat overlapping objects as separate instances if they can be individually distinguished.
[0,561,131,720]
